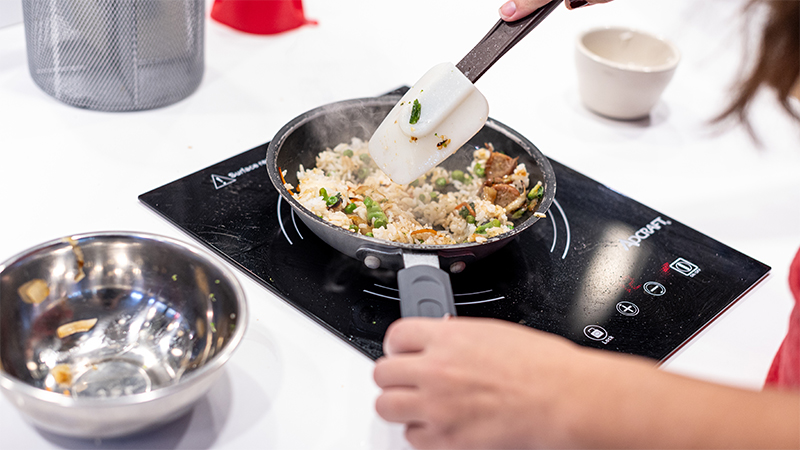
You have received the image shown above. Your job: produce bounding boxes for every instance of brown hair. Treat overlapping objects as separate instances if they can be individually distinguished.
[715,0,800,133]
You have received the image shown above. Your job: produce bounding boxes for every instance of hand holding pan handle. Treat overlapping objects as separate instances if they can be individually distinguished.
[398,253,457,318]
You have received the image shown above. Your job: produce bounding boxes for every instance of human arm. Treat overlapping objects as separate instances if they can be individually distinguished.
[498,0,614,22]
[373,317,800,449]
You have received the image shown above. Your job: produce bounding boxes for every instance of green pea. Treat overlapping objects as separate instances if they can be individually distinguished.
[435,177,447,187]
[344,203,357,214]
[366,232,374,237]
[430,192,438,200]
[356,167,370,180]
[419,194,426,202]
[466,215,475,224]
[359,154,371,163]
[343,149,354,157]
[475,164,485,178]
[452,170,465,181]
[349,224,358,231]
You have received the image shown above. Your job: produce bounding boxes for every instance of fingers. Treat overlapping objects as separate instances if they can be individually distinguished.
[499,0,611,22]
[404,422,443,450]
[374,354,420,388]
[382,317,438,356]
[375,388,424,423]
[498,0,550,22]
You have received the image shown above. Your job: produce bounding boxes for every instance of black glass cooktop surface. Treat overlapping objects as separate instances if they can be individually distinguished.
[139,143,769,361]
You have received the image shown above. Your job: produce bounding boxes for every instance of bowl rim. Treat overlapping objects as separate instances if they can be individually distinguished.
[576,25,681,74]
[0,231,248,407]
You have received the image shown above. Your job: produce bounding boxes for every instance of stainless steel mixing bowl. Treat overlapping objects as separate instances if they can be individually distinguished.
[0,232,247,438]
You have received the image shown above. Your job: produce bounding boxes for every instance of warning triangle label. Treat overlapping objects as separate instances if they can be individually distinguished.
[211,174,236,190]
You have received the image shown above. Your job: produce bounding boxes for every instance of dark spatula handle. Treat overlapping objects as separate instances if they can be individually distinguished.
[456,0,561,83]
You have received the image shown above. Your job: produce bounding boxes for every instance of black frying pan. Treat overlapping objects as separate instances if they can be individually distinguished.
[266,95,556,318]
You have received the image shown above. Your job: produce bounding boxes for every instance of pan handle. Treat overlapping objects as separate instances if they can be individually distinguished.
[398,253,457,318]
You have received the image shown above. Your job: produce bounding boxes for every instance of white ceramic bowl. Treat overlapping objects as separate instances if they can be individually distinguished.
[575,27,680,120]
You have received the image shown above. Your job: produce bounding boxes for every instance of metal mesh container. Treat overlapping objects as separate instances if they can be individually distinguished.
[21,0,204,111]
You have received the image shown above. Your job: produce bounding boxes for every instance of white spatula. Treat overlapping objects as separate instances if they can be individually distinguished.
[368,0,561,185]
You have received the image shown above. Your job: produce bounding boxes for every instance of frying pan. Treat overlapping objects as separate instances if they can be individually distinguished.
[266,95,556,317]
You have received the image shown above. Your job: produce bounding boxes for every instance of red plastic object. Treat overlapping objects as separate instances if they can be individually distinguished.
[211,0,317,35]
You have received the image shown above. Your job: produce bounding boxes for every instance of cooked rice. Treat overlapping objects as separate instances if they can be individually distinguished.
[285,138,540,245]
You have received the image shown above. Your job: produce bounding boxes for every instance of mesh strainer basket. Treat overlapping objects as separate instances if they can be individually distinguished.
[21,0,205,111]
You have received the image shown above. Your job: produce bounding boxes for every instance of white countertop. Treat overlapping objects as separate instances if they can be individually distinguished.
[1,0,799,448]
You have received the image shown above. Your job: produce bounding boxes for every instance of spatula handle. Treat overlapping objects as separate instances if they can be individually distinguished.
[457,0,561,83]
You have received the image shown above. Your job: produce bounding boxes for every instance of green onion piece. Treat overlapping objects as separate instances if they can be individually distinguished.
[452,170,465,182]
[373,217,387,228]
[430,192,438,200]
[475,164,485,177]
[359,153,371,163]
[343,149,354,157]
[367,209,386,222]
[356,167,369,181]
[366,232,374,237]
[326,193,342,207]
[363,196,375,208]
[410,179,419,187]
[459,207,469,218]
[409,99,421,125]
[511,208,525,220]
[344,203,357,214]
[466,215,475,224]
[419,194,426,202]
[435,177,447,187]
[319,187,328,199]
[528,184,544,200]
[475,219,501,234]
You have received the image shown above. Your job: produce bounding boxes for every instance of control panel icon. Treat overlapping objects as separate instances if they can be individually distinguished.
[643,281,666,296]
[584,325,609,341]
[616,301,640,316]
[669,257,701,277]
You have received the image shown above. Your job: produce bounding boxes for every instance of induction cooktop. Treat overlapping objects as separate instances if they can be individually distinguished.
[139,140,769,362]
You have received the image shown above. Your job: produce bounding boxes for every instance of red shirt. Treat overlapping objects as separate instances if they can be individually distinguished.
[765,247,800,388]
